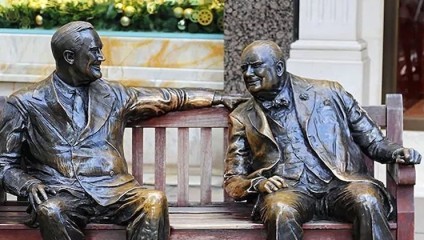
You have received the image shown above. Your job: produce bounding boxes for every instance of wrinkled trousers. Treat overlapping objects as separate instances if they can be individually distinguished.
[260,181,393,240]
[35,187,169,240]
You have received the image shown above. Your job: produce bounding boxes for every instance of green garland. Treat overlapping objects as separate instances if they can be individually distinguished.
[0,0,224,33]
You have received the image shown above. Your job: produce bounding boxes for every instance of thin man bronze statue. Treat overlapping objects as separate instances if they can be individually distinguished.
[0,21,238,240]
[223,40,422,240]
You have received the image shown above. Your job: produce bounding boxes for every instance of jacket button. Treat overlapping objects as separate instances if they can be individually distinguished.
[109,170,115,176]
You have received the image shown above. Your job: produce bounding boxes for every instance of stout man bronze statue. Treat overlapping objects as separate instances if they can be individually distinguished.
[223,40,422,240]
[0,21,237,240]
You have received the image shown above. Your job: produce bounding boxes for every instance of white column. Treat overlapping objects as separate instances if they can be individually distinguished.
[287,0,372,104]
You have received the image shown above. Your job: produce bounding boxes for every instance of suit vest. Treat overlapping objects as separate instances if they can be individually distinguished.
[266,105,334,192]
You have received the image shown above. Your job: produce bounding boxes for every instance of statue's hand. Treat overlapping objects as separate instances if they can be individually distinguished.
[221,95,249,110]
[27,183,56,209]
[212,92,248,110]
[257,176,288,194]
[392,148,422,165]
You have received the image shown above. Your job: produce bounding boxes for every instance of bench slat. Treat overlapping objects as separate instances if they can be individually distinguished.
[177,128,189,206]
[200,128,212,205]
[132,128,144,185]
[155,128,166,192]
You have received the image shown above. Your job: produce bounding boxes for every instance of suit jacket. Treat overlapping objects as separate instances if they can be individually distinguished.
[0,74,216,206]
[224,74,400,214]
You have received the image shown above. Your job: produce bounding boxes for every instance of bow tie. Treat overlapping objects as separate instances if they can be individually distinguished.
[262,97,290,110]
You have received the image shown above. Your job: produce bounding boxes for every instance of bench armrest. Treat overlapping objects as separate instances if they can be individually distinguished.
[387,164,416,186]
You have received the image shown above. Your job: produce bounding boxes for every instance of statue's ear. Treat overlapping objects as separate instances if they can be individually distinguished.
[63,50,75,64]
[276,60,285,77]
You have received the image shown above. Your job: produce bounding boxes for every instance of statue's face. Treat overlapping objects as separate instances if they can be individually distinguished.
[68,29,105,86]
[241,46,282,99]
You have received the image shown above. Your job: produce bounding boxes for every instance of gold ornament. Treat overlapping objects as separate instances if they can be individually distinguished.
[176,0,185,4]
[35,14,43,26]
[217,15,223,31]
[173,7,183,18]
[124,6,136,17]
[115,3,124,13]
[183,8,193,19]
[177,19,186,30]
[146,2,157,14]
[189,9,199,22]
[197,9,213,26]
[120,16,131,27]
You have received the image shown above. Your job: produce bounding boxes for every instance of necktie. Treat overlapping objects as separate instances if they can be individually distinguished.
[262,97,290,110]
[72,90,86,131]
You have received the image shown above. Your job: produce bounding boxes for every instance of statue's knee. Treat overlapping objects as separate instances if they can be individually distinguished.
[266,202,298,220]
[145,190,167,206]
[352,186,383,209]
[37,200,65,221]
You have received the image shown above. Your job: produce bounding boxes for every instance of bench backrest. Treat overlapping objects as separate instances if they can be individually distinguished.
[127,94,407,206]
[128,107,230,206]
[0,94,409,206]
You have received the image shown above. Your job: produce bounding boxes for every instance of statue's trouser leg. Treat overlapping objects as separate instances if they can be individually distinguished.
[37,192,92,240]
[325,182,393,240]
[105,188,170,240]
[260,189,315,240]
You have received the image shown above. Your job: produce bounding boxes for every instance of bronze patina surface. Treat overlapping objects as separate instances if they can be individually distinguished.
[224,40,422,240]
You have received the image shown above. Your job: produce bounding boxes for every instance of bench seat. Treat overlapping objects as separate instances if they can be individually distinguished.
[0,203,397,240]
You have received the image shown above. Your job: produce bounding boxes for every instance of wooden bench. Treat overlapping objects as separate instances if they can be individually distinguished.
[0,94,416,240]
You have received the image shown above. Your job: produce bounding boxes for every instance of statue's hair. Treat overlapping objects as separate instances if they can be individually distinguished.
[242,40,284,63]
[51,21,94,62]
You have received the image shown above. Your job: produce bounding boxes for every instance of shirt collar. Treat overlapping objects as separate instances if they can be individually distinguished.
[259,78,292,111]
[53,73,87,99]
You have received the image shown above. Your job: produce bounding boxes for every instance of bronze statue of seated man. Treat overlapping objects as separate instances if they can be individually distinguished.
[223,40,422,240]
[0,21,239,240]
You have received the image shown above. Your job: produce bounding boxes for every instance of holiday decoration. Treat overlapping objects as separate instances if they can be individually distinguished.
[173,7,183,18]
[124,6,136,17]
[197,9,213,26]
[120,16,130,27]
[0,0,224,33]
[35,14,43,26]
[115,3,124,13]
[177,19,186,31]
[183,8,193,19]
[189,10,199,23]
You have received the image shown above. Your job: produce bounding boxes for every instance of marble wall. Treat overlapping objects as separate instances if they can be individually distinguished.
[224,0,296,94]
[0,31,224,95]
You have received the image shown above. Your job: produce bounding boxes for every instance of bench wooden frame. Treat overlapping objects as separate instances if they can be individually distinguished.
[0,94,416,239]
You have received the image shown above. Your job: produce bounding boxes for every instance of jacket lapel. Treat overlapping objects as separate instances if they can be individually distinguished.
[291,74,316,132]
[31,75,73,143]
[78,79,115,143]
[247,99,278,147]
[247,74,317,141]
